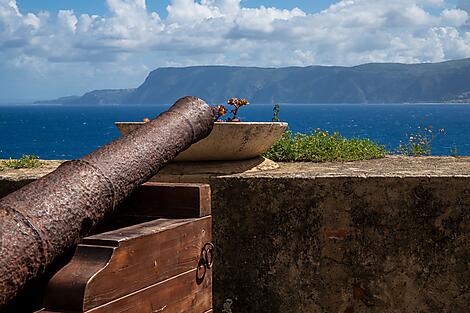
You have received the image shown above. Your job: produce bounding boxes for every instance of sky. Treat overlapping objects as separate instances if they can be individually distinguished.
[1,0,470,100]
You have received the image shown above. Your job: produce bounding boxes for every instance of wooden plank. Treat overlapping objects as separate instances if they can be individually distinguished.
[39,269,212,313]
[86,268,212,313]
[43,245,115,312]
[43,217,212,312]
[117,182,211,218]
[84,218,200,246]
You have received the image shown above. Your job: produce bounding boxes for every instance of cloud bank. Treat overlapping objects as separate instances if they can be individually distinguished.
[1,0,469,98]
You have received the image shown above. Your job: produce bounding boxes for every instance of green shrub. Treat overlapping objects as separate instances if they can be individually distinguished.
[2,155,43,170]
[264,128,387,162]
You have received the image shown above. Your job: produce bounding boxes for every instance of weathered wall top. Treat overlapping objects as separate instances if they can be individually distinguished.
[0,160,63,182]
[232,156,470,178]
[1,157,470,183]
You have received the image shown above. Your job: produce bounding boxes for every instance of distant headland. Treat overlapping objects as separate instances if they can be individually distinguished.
[36,58,470,105]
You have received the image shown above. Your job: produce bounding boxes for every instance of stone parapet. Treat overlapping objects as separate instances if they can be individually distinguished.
[1,157,469,312]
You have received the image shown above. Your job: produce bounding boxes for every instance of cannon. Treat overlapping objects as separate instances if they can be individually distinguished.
[0,96,214,309]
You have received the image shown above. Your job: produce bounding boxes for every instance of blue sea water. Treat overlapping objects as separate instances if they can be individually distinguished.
[0,103,469,159]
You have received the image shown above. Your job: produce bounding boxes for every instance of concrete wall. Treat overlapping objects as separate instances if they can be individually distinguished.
[1,157,469,313]
[211,175,469,312]
[209,157,470,313]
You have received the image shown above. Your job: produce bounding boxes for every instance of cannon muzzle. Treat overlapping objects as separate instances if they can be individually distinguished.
[0,96,214,308]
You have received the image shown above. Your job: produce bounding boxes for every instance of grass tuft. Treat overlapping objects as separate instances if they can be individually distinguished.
[264,129,387,162]
[1,155,43,170]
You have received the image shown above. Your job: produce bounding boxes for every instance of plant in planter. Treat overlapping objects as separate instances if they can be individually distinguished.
[116,97,287,161]
[212,98,249,122]
[212,105,227,121]
[227,98,249,122]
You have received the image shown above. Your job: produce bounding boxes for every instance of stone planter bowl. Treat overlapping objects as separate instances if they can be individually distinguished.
[115,121,288,161]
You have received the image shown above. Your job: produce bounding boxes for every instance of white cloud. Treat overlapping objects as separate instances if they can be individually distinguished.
[2,0,470,65]
[166,0,224,22]
[1,0,470,98]
[57,10,77,34]
[441,9,468,26]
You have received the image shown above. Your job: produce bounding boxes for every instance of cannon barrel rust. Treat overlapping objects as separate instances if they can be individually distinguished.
[0,96,214,308]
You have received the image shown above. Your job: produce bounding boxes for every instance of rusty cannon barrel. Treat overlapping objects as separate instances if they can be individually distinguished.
[0,96,214,308]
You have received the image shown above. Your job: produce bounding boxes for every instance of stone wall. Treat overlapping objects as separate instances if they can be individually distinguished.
[209,157,470,313]
[1,157,469,313]
[211,176,469,312]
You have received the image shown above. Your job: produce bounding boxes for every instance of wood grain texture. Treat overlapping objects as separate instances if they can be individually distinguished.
[84,217,212,310]
[43,217,212,312]
[87,268,212,313]
[42,245,115,312]
[40,182,213,313]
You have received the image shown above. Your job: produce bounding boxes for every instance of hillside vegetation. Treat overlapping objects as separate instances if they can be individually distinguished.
[38,58,470,104]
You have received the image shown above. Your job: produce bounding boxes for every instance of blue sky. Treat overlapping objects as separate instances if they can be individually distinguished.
[1,0,470,100]
[16,1,334,16]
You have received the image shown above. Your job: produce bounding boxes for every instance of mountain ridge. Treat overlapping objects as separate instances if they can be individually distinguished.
[36,58,470,105]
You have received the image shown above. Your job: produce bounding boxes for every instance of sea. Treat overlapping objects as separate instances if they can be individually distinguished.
[0,103,469,159]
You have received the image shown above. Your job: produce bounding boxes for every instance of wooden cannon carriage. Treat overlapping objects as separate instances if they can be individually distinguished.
[37,182,213,313]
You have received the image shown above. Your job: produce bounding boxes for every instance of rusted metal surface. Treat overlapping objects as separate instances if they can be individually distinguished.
[0,96,214,309]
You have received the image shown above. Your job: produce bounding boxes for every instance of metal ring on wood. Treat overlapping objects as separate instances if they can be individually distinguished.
[202,242,214,269]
